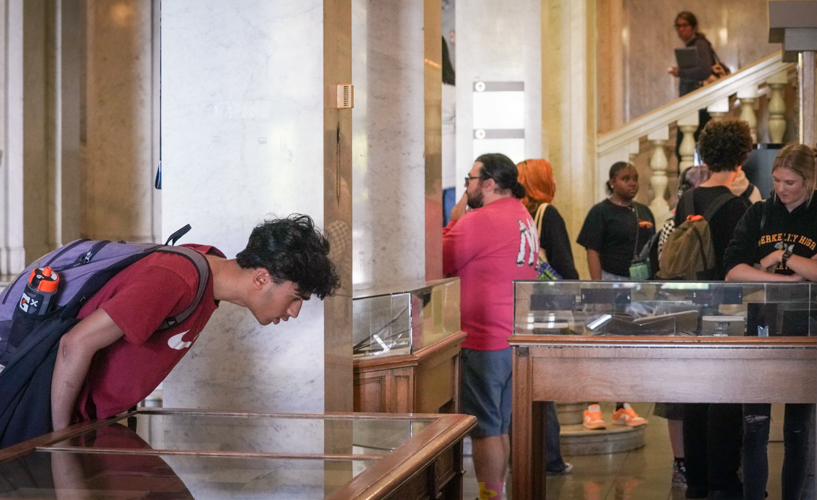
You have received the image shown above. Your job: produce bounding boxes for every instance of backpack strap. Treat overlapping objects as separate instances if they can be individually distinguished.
[702,192,737,222]
[57,243,211,331]
[155,246,211,329]
[534,203,549,239]
[678,191,696,221]
[740,182,756,200]
[165,224,192,246]
[759,199,770,233]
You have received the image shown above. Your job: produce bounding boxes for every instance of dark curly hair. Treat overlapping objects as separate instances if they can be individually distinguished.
[697,119,753,172]
[475,153,526,199]
[236,214,339,299]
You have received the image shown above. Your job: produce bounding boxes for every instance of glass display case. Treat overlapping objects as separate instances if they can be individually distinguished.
[353,278,461,358]
[514,281,817,338]
[509,281,817,499]
[0,408,476,499]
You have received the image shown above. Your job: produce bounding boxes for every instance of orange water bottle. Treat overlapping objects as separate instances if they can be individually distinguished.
[19,267,60,316]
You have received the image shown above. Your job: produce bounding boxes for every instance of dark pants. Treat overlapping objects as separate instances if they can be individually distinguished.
[742,403,813,500]
[683,403,743,497]
[545,401,568,472]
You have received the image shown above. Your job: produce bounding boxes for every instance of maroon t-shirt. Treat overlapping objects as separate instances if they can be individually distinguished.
[72,244,223,422]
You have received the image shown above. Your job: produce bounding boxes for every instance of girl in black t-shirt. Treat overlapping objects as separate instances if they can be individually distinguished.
[577,162,656,280]
[576,162,654,431]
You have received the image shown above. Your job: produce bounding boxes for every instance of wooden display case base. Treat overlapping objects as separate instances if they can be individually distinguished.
[510,337,817,500]
[354,331,466,414]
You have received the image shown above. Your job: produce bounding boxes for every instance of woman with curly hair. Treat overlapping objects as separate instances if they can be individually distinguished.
[517,159,578,280]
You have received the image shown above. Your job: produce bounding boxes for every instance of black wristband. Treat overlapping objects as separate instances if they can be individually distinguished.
[781,249,792,269]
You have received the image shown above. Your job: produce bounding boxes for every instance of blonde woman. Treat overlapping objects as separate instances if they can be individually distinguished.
[725,143,817,500]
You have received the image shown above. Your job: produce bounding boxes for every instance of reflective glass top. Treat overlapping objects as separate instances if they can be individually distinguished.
[0,410,475,500]
[0,449,375,499]
[514,281,817,337]
[352,278,461,357]
[51,412,434,456]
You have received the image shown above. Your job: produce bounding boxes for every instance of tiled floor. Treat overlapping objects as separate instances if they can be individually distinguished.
[462,403,797,500]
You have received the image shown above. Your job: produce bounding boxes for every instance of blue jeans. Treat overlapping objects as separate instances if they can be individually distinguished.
[742,403,813,500]
[545,401,568,472]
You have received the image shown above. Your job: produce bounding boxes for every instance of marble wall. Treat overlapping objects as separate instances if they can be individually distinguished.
[351,0,427,288]
[599,0,781,130]
[454,0,542,199]
[83,0,159,242]
[22,0,83,261]
[161,0,351,413]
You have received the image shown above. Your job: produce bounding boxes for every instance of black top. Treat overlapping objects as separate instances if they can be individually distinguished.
[577,199,656,277]
[724,192,817,275]
[536,204,579,279]
[678,34,715,96]
[674,186,751,280]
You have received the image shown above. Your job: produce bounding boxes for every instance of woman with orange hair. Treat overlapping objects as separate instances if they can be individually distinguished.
[517,158,577,476]
[517,159,579,279]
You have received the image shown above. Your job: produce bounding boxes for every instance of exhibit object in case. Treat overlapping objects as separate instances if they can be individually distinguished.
[353,279,466,413]
[510,280,817,500]
[0,408,476,499]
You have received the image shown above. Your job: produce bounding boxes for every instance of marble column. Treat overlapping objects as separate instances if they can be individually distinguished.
[0,0,25,276]
[351,0,426,288]
[542,0,595,278]
[161,0,352,414]
[424,0,443,281]
[22,0,82,261]
[83,0,159,243]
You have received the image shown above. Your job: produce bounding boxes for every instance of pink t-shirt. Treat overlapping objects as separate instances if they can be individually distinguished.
[73,244,222,422]
[443,198,538,350]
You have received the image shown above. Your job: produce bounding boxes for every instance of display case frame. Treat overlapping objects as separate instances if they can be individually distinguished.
[0,408,476,499]
[353,279,466,413]
[509,280,817,500]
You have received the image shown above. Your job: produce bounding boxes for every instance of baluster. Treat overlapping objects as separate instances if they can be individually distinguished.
[648,128,670,221]
[738,86,759,143]
[628,140,639,164]
[677,113,699,172]
[707,97,730,122]
[768,70,788,143]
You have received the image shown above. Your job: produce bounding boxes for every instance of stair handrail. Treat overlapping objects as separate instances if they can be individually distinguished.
[598,50,794,156]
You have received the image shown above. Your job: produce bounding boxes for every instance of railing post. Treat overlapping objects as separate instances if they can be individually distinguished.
[768,70,788,143]
[799,52,816,145]
[738,86,759,143]
[648,128,670,221]
[707,98,730,122]
[677,113,699,172]
[628,140,639,163]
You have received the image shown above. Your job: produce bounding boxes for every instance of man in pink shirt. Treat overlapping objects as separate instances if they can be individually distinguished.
[443,153,538,500]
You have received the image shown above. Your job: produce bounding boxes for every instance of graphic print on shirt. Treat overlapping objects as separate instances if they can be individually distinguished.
[168,330,193,350]
[517,218,539,267]
[759,233,817,252]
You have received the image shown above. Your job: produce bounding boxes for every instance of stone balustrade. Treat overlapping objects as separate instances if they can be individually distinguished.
[597,51,796,224]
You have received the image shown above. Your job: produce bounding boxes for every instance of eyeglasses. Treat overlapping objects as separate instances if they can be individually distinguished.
[464,175,481,186]
[674,22,691,29]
